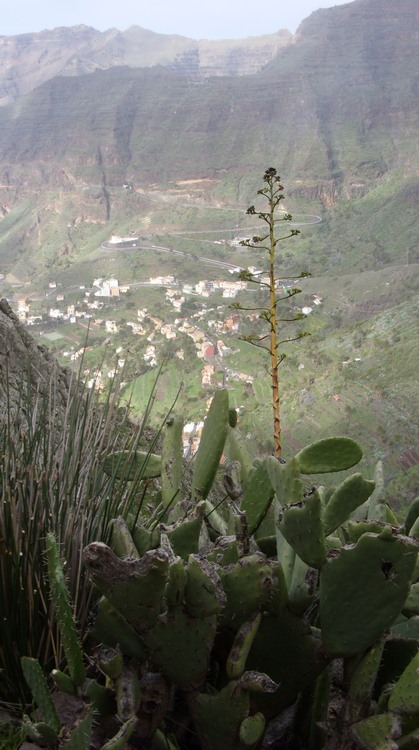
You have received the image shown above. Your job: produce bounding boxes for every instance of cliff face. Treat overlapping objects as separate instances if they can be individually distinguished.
[0,25,291,105]
[0,300,71,423]
[0,0,416,272]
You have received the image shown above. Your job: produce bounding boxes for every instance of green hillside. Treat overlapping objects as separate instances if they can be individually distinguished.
[0,0,417,503]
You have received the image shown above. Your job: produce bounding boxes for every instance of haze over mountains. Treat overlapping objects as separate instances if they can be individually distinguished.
[0,0,417,242]
[0,25,293,104]
[0,0,417,500]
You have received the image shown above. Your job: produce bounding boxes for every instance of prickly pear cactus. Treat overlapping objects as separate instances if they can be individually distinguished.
[295,436,363,474]
[102,449,162,480]
[46,532,85,686]
[83,542,170,631]
[188,679,250,750]
[276,489,326,569]
[240,459,274,535]
[21,418,419,750]
[144,607,218,690]
[319,528,419,656]
[161,414,184,508]
[322,473,375,535]
[219,553,282,626]
[191,389,229,501]
[21,657,60,734]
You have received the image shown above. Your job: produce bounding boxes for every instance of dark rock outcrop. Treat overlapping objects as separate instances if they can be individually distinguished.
[0,298,72,423]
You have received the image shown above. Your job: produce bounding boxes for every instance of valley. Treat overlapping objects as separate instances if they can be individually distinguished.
[2,178,417,510]
[0,0,417,507]
[1,4,419,745]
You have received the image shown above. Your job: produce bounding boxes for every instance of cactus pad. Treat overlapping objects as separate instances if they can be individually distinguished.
[320,530,419,656]
[161,414,184,508]
[163,515,203,559]
[239,713,266,747]
[220,554,280,626]
[21,657,60,733]
[388,651,419,715]
[322,474,376,535]
[188,680,249,750]
[46,532,85,686]
[192,388,229,501]
[295,437,363,474]
[277,490,326,569]
[184,555,226,617]
[92,596,146,659]
[144,608,217,689]
[226,613,262,680]
[102,449,162,479]
[351,712,401,749]
[267,456,303,507]
[246,608,326,714]
[241,459,274,535]
[83,543,169,631]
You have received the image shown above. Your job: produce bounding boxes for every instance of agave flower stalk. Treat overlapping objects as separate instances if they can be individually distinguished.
[232,168,310,458]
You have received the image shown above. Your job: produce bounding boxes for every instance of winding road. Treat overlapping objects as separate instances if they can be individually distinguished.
[100,190,322,272]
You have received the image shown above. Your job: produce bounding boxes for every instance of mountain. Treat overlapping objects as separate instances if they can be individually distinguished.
[0,25,291,105]
[0,0,416,222]
[0,0,417,503]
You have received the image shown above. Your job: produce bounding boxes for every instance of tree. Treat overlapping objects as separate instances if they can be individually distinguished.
[232,168,310,458]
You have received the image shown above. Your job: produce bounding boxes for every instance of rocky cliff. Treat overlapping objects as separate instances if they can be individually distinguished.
[0,299,72,423]
[0,0,417,276]
[0,25,291,105]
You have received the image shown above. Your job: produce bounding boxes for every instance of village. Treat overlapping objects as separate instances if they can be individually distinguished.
[11,269,324,455]
[15,270,322,370]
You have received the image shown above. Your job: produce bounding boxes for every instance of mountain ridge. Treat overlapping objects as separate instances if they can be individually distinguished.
[0,0,417,501]
[0,24,292,105]
[0,0,416,254]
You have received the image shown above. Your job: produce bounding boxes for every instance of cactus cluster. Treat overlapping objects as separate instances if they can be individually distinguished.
[19,390,419,749]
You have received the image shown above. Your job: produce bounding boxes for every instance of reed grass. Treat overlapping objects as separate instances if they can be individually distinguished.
[0,360,160,704]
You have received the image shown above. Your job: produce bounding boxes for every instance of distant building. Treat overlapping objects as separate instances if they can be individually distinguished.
[149,275,175,286]
[127,321,146,335]
[17,299,30,321]
[201,364,215,386]
[144,345,157,367]
[217,340,229,357]
[94,278,120,297]
[108,235,139,246]
[49,308,63,319]
[161,324,177,340]
[204,343,215,358]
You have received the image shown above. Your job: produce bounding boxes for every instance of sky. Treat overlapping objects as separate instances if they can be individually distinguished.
[0,0,354,39]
